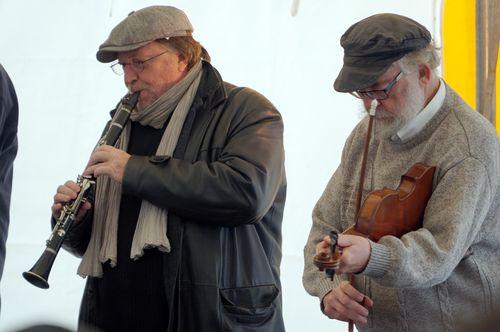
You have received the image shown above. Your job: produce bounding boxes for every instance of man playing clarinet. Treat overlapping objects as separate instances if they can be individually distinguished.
[50,6,286,332]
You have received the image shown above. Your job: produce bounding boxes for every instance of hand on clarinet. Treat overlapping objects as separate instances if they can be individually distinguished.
[322,281,373,325]
[51,180,92,222]
[316,234,371,274]
[84,145,131,183]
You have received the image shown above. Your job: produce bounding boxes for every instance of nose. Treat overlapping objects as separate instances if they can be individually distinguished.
[363,98,373,109]
[123,65,138,87]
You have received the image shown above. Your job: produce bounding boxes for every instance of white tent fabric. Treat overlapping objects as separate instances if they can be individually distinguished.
[0,1,437,331]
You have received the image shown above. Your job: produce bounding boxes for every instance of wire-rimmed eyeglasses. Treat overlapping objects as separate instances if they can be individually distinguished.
[110,50,170,76]
[349,71,403,100]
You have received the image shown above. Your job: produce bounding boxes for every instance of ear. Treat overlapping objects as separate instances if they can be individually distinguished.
[417,63,432,85]
[176,54,189,73]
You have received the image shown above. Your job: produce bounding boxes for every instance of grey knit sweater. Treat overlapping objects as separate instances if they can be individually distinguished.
[303,85,500,332]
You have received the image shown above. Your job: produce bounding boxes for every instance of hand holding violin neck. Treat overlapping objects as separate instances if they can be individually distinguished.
[313,231,341,280]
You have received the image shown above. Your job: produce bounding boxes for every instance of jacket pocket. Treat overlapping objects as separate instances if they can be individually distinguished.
[220,284,279,324]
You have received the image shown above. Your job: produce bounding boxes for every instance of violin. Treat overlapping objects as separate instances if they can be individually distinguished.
[347,162,435,241]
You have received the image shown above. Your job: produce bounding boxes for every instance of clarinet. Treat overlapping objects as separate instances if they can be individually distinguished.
[23,91,139,289]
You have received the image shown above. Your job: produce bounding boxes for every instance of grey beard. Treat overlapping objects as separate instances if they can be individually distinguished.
[373,85,425,140]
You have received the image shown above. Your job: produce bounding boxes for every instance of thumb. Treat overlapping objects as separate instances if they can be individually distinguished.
[337,234,356,248]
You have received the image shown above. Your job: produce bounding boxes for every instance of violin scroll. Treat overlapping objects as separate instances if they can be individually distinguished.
[313,231,341,280]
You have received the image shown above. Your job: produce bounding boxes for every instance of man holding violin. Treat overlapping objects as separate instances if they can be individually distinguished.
[303,13,500,332]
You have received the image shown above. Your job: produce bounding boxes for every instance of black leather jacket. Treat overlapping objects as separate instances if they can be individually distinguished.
[64,62,286,332]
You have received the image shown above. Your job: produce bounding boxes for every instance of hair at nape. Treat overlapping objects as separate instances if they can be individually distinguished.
[158,36,211,70]
[398,42,441,74]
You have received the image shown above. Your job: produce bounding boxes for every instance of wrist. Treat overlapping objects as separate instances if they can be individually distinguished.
[320,290,332,313]
[357,237,372,273]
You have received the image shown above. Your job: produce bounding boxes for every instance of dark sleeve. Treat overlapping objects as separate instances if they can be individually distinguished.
[0,64,18,279]
[51,211,93,258]
[0,64,18,159]
[0,64,19,186]
[122,88,285,227]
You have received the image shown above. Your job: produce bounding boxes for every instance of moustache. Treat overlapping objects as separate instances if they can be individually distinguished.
[374,107,396,119]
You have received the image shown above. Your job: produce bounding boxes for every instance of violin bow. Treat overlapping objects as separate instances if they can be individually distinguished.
[347,99,377,332]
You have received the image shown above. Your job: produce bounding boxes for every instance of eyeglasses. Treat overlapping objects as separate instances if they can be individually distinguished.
[110,50,170,75]
[350,71,403,100]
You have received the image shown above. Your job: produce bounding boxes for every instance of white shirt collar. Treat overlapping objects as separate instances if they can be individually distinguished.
[393,79,446,141]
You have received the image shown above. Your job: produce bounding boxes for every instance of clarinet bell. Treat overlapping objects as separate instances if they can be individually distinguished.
[23,248,57,289]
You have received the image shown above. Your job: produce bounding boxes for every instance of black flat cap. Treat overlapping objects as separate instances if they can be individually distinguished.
[334,13,431,92]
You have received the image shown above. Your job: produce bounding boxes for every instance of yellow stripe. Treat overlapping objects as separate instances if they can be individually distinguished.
[442,0,476,109]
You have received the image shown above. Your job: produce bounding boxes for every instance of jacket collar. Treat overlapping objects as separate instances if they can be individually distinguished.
[193,61,228,111]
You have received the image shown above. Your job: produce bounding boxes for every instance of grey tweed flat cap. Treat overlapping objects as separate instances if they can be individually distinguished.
[334,13,431,92]
[97,5,193,63]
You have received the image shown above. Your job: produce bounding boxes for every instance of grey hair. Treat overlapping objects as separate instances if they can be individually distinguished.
[157,36,211,70]
[397,42,441,74]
